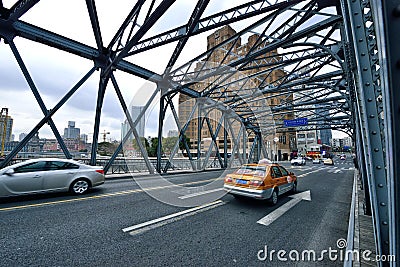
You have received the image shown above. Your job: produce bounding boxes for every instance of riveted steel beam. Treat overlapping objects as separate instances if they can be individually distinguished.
[344,0,389,260]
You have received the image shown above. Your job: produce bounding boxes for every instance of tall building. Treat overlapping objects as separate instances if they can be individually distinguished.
[316,103,332,146]
[178,25,295,160]
[64,121,80,139]
[332,136,353,151]
[80,134,88,144]
[0,111,13,143]
[296,131,320,155]
[121,105,146,141]
[19,133,27,141]
[167,130,179,137]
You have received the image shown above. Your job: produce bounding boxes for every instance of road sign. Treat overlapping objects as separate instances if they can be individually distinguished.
[283,118,308,127]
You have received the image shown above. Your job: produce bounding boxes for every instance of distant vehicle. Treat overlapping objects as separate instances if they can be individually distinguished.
[323,158,334,165]
[291,157,306,166]
[0,158,105,197]
[340,154,346,160]
[312,158,321,164]
[223,163,297,205]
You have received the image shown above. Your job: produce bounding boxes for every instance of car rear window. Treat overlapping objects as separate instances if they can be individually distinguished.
[235,166,266,177]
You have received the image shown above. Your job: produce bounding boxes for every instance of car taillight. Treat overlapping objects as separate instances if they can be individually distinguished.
[225,176,233,183]
[96,169,104,174]
[250,180,264,187]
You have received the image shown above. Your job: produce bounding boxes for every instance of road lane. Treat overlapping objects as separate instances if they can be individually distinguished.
[0,161,351,211]
[0,161,354,266]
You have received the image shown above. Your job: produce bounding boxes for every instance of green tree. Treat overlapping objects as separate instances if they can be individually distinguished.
[162,135,192,156]
[142,136,192,158]
[148,137,159,157]
[97,142,118,156]
[132,137,150,153]
[179,134,191,152]
[162,136,178,155]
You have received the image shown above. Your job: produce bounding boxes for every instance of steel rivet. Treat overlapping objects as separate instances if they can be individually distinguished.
[377,166,382,170]
[378,183,384,187]
[367,98,373,102]
[372,131,377,135]
[359,39,363,42]
[363,67,368,71]
[380,203,386,206]
[374,148,379,152]
[370,115,375,118]
[383,221,388,226]
[365,82,370,86]
[361,53,366,56]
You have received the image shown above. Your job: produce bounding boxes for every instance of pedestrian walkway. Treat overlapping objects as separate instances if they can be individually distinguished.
[353,170,377,266]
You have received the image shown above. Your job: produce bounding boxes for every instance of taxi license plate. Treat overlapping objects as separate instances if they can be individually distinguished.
[236,179,248,185]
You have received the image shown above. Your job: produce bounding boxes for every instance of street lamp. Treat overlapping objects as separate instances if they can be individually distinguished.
[273,136,279,162]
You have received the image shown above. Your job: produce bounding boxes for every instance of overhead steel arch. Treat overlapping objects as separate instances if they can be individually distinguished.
[0,0,349,170]
[0,0,399,263]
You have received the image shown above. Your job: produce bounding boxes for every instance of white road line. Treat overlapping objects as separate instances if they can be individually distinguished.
[257,191,311,226]
[297,168,323,178]
[122,200,225,233]
[178,188,224,199]
[327,167,338,173]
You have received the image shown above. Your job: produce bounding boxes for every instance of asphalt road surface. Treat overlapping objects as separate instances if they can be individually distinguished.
[0,158,354,266]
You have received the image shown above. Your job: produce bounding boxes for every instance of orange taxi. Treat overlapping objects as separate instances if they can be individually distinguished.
[223,163,297,205]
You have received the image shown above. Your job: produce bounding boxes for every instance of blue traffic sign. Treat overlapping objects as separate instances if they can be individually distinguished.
[284,118,308,127]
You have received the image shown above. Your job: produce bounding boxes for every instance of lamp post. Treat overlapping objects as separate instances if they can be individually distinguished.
[273,136,279,162]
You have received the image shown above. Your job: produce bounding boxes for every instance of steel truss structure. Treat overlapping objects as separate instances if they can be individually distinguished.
[0,0,398,263]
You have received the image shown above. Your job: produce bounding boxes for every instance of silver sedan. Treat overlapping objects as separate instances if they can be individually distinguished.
[0,158,105,197]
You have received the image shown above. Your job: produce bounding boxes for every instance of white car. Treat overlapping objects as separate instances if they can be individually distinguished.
[312,158,321,164]
[0,158,105,197]
[291,157,306,166]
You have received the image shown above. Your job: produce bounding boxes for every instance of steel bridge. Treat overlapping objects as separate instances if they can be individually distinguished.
[0,0,399,265]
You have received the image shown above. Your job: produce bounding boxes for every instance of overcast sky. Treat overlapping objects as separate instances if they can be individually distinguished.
[0,0,347,142]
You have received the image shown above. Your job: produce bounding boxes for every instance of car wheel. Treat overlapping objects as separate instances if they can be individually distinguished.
[70,179,90,194]
[269,190,278,205]
[291,182,297,193]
